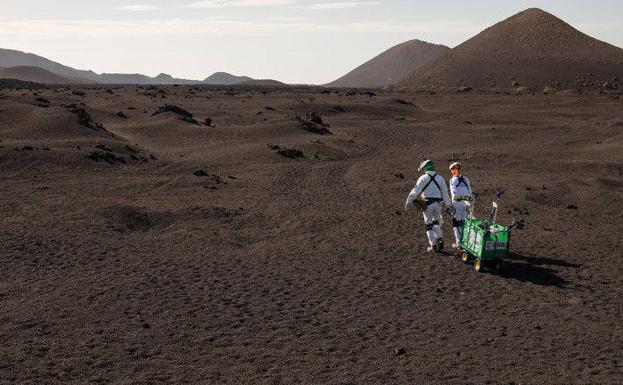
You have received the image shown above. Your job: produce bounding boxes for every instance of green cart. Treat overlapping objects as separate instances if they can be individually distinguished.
[458,202,512,272]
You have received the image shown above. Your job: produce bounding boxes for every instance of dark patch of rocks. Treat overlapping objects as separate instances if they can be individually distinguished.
[64,104,106,132]
[72,90,86,97]
[87,151,126,165]
[394,98,413,105]
[116,111,127,119]
[278,148,305,159]
[295,112,332,135]
[152,104,193,118]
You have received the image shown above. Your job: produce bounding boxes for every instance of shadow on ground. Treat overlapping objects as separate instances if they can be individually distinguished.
[494,252,580,288]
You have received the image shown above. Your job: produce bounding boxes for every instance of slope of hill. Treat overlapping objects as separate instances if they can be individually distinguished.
[326,39,450,88]
[0,48,100,83]
[238,79,288,87]
[0,66,76,84]
[402,8,623,89]
[204,72,253,85]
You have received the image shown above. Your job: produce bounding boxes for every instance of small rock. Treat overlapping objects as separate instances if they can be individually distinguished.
[116,111,127,119]
[566,203,578,210]
[394,347,406,356]
[194,170,208,177]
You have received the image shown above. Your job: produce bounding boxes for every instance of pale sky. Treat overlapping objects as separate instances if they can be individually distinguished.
[0,0,621,84]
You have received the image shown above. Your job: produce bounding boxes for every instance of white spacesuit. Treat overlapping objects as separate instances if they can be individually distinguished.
[405,160,453,252]
[448,162,474,249]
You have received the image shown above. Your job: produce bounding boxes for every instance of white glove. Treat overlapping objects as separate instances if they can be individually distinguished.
[405,200,413,211]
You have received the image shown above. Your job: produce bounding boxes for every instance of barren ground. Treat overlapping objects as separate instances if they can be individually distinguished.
[1,85,622,384]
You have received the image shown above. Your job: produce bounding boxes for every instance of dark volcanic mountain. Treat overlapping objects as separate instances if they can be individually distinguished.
[402,8,623,89]
[326,39,450,88]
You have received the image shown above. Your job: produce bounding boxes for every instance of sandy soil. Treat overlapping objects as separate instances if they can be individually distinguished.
[1,85,622,384]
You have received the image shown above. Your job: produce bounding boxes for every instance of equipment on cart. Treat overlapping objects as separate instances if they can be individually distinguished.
[458,191,514,273]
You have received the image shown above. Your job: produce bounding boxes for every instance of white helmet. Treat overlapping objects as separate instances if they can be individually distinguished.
[449,161,461,171]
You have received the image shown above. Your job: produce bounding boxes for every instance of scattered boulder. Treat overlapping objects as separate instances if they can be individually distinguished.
[152,104,193,118]
[64,104,106,131]
[181,116,200,125]
[543,86,557,95]
[87,151,126,164]
[72,90,86,97]
[194,170,208,177]
[205,118,214,127]
[116,111,128,119]
[277,148,305,159]
[394,98,413,105]
[295,112,331,135]
[566,203,578,210]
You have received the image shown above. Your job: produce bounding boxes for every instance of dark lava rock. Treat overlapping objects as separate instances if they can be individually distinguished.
[87,151,126,164]
[205,118,213,127]
[35,97,50,104]
[333,106,345,113]
[394,347,406,356]
[267,144,281,150]
[95,143,113,152]
[295,112,331,135]
[395,98,413,105]
[567,203,578,210]
[277,148,305,159]
[116,111,127,119]
[72,90,86,97]
[65,104,106,131]
[152,104,193,118]
[194,170,209,177]
[181,116,199,125]
[395,173,404,179]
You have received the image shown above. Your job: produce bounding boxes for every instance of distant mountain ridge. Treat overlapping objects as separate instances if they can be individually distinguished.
[326,39,450,88]
[0,48,278,85]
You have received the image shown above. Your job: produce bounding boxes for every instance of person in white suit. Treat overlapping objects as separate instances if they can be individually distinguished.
[448,162,475,249]
[405,160,453,252]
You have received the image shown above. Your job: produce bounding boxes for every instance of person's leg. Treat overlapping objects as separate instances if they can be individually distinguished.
[432,203,444,250]
[452,201,468,247]
[422,205,437,248]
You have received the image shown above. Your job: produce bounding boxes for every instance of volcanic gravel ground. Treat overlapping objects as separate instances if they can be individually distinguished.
[0,85,622,384]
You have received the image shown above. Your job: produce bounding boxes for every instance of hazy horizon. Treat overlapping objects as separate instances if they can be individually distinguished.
[1,0,622,84]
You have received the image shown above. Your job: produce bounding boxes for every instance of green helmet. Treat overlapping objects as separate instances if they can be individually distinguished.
[418,159,435,172]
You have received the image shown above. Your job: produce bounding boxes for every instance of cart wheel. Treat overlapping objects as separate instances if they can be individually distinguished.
[460,250,470,264]
[474,259,483,272]
[495,260,504,272]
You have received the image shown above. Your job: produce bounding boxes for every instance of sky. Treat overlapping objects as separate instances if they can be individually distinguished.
[0,0,622,84]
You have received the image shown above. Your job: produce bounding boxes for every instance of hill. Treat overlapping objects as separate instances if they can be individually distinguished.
[0,66,76,84]
[402,8,623,89]
[204,72,253,85]
[0,48,100,83]
[326,39,450,88]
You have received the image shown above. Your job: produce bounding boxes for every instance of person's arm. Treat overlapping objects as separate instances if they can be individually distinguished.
[440,176,452,208]
[465,176,474,197]
[449,177,457,200]
[405,176,425,209]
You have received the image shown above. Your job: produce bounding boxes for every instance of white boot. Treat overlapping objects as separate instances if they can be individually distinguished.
[426,230,437,252]
[452,227,462,249]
